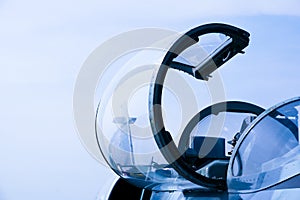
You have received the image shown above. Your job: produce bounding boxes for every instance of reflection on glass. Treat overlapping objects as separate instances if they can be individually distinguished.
[229,98,300,191]
[173,33,230,66]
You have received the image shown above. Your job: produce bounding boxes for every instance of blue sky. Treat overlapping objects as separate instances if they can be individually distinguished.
[0,0,300,199]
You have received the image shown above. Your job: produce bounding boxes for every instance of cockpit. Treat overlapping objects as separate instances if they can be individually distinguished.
[91,23,300,199]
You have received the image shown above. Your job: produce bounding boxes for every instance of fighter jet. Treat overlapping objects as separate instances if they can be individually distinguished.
[95,23,300,199]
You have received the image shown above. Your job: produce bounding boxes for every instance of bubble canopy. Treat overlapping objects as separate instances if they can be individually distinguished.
[95,23,251,190]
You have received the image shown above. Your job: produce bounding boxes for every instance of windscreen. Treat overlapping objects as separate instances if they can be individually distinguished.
[228,98,300,192]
